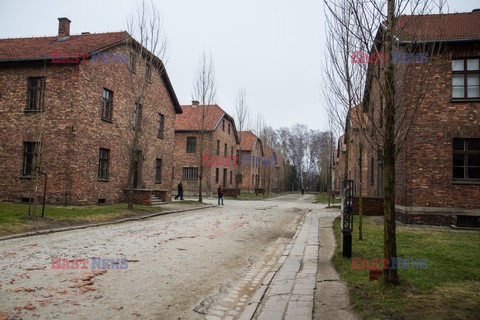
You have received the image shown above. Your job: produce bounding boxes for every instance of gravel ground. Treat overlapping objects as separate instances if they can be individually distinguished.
[0,194,318,320]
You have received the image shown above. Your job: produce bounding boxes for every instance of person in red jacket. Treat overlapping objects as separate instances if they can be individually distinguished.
[217,184,224,206]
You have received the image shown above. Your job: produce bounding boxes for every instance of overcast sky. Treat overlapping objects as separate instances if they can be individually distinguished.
[0,0,477,131]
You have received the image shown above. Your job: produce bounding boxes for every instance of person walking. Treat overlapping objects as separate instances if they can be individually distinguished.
[175,181,184,200]
[217,184,224,206]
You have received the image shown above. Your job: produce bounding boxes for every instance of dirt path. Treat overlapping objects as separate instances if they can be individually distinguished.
[0,195,315,319]
[314,217,358,320]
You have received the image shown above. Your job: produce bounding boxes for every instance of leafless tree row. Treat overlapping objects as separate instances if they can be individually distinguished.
[323,0,447,284]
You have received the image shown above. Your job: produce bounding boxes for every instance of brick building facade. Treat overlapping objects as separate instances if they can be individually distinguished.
[335,10,480,226]
[237,131,264,193]
[0,18,182,205]
[173,103,240,196]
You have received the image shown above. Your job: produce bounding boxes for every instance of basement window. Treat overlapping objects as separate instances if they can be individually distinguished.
[97,198,106,204]
[457,215,480,228]
[21,197,33,203]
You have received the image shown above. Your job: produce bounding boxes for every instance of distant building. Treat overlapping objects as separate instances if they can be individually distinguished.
[173,103,240,196]
[0,18,182,205]
[237,131,264,193]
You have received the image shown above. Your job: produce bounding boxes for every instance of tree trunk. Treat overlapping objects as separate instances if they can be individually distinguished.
[358,143,364,241]
[383,0,399,286]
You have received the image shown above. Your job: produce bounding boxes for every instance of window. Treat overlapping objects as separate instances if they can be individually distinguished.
[452,58,480,99]
[157,113,164,138]
[231,146,234,158]
[222,120,225,131]
[145,63,151,81]
[224,143,227,156]
[215,168,219,183]
[183,167,198,180]
[22,142,37,176]
[98,148,109,180]
[230,171,232,184]
[228,123,231,134]
[27,77,45,111]
[186,137,196,153]
[129,53,136,73]
[216,140,220,155]
[453,138,480,180]
[237,174,243,183]
[101,88,113,121]
[155,158,162,183]
[252,174,254,186]
[133,103,141,130]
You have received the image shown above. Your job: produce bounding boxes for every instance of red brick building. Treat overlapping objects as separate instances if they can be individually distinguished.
[173,103,240,196]
[237,131,264,193]
[336,10,480,226]
[0,18,182,205]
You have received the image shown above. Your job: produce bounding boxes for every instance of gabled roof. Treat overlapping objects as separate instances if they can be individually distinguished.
[0,31,182,113]
[175,104,240,144]
[0,32,126,61]
[364,10,480,113]
[396,10,480,42]
[239,131,263,154]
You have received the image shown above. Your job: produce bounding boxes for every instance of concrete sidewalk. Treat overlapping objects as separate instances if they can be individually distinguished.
[253,211,319,320]
[236,209,357,320]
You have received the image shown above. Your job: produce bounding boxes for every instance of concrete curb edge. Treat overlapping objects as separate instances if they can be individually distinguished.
[0,204,215,242]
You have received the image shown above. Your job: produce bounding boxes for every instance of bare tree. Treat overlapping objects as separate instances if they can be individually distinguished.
[324,0,445,284]
[192,52,217,202]
[125,0,169,209]
[234,88,250,196]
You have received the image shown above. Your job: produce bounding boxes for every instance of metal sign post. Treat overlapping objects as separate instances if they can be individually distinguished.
[342,180,354,258]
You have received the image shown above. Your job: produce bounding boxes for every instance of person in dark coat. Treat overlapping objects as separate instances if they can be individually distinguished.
[301,187,305,195]
[217,184,224,206]
[175,181,184,200]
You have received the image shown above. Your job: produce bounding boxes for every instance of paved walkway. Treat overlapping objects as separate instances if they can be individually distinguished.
[252,211,319,320]
[235,208,358,320]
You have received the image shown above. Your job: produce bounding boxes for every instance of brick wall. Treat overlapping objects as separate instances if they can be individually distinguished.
[0,43,178,205]
[353,196,383,216]
[173,115,239,197]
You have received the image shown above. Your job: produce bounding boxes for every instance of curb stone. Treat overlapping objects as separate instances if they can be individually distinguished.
[0,204,215,242]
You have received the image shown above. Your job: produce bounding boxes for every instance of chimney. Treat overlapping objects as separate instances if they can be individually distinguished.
[58,17,71,38]
[192,100,200,107]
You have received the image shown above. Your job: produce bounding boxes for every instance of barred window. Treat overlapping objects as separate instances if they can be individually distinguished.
[157,113,164,138]
[102,88,113,121]
[27,77,45,111]
[183,167,198,180]
[155,158,162,183]
[22,142,37,176]
[98,148,109,180]
[453,138,480,180]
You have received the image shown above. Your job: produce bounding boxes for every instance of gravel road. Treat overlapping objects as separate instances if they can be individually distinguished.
[0,194,321,320]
